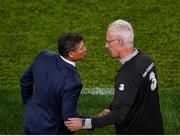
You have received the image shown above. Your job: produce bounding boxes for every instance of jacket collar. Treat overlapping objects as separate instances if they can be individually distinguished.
[57,55,79,75]
[119,48,139,64]
[60,55,76,67]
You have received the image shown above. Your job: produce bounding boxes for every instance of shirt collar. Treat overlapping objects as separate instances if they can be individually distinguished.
[60,55,76,67]
[119,48,139,64]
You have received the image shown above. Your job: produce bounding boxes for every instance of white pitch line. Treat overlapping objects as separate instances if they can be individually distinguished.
[81,88,114,95]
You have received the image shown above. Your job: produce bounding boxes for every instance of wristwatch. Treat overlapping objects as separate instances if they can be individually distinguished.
[82,118,85,128]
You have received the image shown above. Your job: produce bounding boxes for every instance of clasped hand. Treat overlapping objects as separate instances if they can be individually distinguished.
[64,108,110,131]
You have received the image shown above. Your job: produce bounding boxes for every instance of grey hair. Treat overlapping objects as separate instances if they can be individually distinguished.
[108,19,134,46]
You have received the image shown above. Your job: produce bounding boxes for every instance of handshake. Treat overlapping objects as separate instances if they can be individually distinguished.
[64,108,110,131]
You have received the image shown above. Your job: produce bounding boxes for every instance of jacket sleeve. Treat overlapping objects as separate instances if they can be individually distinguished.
[62,73,82,120]
[92,110,121,128]
[20,50,47,105]
[92,72,140,128]
[20,63,34,105]
[107,102,113,110]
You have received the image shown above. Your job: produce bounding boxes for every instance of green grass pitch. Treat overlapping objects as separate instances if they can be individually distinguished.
[0,0,179,134]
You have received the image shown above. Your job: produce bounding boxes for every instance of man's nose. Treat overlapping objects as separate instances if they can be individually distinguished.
[105,43,109,48]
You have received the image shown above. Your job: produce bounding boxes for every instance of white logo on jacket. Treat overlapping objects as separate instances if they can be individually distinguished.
[119,84,124,91]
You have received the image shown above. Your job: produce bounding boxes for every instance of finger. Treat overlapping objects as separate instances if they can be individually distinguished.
[70,128,78,131]
[104,108,108,112]
[64,122,75,127]
[70,129,75,131]
[103,109,110,114]
[68,126,74,129]
[68,118,76,120]
[64,122,72,125]
[65,123,77,127]
[65,120,76,124]
[68,126,76,131]
[64,121,69,124]
[68,118,80,121]
[98,113,103,116]
[100,113,105,116]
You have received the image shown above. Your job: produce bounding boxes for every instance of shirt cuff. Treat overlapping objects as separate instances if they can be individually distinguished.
[82,118,92,129]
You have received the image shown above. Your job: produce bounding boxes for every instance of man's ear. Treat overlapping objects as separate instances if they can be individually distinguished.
[118,39,123,47]
[68,51,74,59]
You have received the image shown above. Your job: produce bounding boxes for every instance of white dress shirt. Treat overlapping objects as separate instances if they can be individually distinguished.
[60,55,76,67]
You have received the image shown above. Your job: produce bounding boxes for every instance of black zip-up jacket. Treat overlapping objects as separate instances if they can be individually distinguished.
[92,50,164,134]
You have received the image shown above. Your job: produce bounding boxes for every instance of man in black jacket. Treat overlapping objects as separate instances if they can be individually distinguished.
[64,19,164,134]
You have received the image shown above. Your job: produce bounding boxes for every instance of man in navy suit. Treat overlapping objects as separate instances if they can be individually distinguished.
[20,32,87,134]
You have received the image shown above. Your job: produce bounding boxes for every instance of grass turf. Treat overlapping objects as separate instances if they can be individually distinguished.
[0,0,180,88]
[0,0,179,134]
[0,87,179,134]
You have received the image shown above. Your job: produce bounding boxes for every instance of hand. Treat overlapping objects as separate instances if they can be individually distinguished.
[98,108,110,117]
[64,118,82,131]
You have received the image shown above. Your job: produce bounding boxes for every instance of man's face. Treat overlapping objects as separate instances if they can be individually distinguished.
[105,30,121,58]
[71,41,87,61]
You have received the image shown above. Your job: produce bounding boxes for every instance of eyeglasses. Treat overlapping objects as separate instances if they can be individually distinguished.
[105,39,121,45]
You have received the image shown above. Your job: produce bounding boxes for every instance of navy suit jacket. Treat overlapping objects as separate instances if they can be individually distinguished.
[20,50,82,134]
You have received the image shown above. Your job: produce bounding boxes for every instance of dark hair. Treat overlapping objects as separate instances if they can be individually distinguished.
[57,32,83,57]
